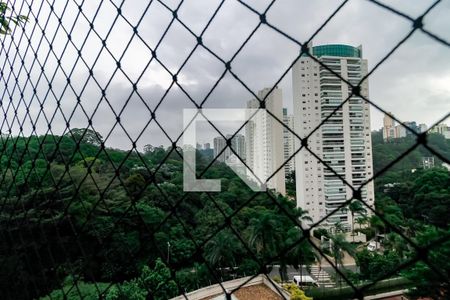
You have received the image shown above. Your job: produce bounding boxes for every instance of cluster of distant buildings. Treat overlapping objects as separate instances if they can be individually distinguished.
[197,43,380,234]
[382,113,450,141]
[431,123,450,139]
[207,88,293,196]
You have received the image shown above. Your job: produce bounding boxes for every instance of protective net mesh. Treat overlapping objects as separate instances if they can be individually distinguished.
[0,0,449,299]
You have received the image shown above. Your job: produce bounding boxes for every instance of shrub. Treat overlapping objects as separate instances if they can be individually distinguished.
[273,275,281,284]
[282,283,313,300]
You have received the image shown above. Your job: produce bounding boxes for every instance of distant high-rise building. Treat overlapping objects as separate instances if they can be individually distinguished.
[283,108,295,176]
[213,136,227,162]
[201,142,213,160]
[246,87,286,195]
[430,123,450,139]
[418,123,428,133]
[292,44,374,230]
[395,125,407,138]
[231,134,246,161]
[383,113,395,128]
[213,134,246,163]
[404,121,419,136]
[383,113,397,140]
[383,114,423,140]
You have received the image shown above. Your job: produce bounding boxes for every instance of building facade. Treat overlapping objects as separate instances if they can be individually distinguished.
[283,108,295,177]
[213,134,246,163]
[213,136,227,162]
[382,113,398,140]
[418,123,428,133]
[246,87,286,195]
[429,123,450,139]
[292,44,374,230]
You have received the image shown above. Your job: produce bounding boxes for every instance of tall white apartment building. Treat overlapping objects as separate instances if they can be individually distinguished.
[292,44,375,230]
[283,108,295,176]
[246,87,286,195]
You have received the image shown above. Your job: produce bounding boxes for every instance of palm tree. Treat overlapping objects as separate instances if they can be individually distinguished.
[247,210,282,258]
[370,215,386,241]
[278,197,312,226]
[349,200,367,242]
[329,233,355,286]
[333,221,346,234]
[275,203,314,282]
[285,227,318,283]
[355,215,369,229]
[293,207,313,224]
[205,229,242,271]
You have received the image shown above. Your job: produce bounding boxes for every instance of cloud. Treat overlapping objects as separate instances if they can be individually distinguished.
[1,0,449,150]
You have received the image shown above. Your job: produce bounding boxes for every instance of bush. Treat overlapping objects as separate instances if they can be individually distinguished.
[40,276,110,300]
[282,283,313,300]
[273,275,281,284]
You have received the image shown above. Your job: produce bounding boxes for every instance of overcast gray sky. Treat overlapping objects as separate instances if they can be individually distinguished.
[1,0,449,150]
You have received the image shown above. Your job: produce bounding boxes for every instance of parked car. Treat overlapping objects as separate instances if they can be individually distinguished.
[293,275,319,287]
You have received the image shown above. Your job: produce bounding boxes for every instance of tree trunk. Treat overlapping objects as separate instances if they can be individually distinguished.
[351,213,355,242]
[279,260,288,282]
[299,256,303,286]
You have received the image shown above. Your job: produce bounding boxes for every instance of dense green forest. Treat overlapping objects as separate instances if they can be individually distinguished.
[371,130,450,176]
[0,130,449,299]
[0,130,314,299]
[360,131,450,299]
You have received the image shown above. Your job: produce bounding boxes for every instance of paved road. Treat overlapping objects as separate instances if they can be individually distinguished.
[268,263,358,287]
[269,264,357,277]
[269,265,310,280]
